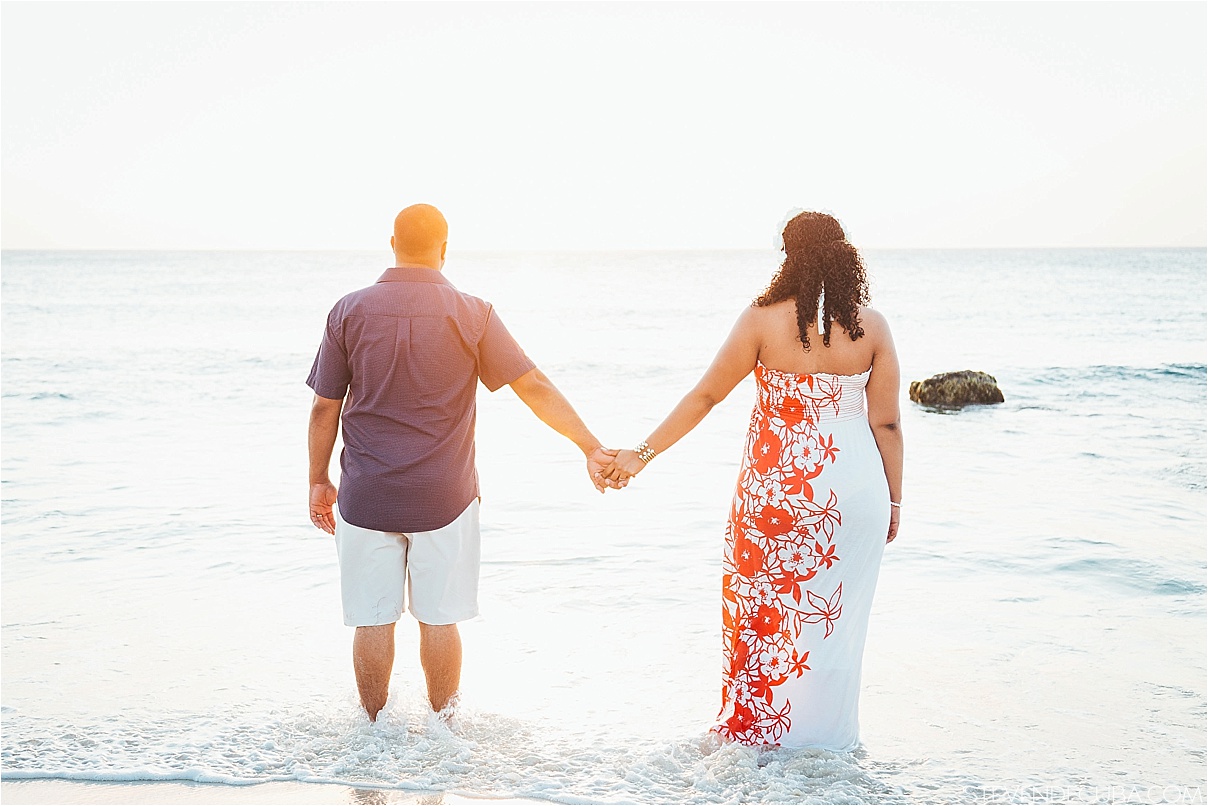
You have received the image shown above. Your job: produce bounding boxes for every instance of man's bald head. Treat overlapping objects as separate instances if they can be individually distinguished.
[391,204,448,269]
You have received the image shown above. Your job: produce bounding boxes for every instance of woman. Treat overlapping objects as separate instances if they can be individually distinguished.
[603,211,903,751]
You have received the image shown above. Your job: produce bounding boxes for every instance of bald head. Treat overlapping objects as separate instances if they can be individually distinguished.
[391,204,448,269]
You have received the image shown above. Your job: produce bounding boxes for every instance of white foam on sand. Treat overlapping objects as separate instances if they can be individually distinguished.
[0,779,544,805]
[1,689,909,804]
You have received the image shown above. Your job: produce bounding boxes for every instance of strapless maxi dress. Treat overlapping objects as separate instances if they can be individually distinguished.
[714,362,890,750]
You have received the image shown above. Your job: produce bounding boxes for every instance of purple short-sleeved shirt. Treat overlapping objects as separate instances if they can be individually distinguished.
[306,267,535,533]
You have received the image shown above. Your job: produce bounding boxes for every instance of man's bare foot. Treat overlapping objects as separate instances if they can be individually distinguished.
[432,690,461,730]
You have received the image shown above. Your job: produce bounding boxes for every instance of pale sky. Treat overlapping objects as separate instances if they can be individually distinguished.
[2,1,1205,250]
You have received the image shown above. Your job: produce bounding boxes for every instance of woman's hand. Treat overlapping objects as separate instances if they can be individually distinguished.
[602,449,648,485]
[886,506,900,543]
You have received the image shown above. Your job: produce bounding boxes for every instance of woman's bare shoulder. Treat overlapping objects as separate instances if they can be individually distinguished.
[740,299,791,324]
[731,302,763,334]
[858,306,897,355]
[858,305,892,333]
[746,299,796,320]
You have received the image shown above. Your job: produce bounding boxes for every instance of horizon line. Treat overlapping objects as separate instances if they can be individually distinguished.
[2,244,1205,254]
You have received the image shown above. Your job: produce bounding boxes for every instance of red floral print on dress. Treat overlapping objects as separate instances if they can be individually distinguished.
[753,427,782,474]
[715,365,849,746]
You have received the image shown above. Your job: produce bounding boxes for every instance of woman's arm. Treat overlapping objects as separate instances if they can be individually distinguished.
[603,306,761,481]
[863,310,904,542]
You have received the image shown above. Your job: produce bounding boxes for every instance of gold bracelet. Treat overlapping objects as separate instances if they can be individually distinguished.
[635,441,657,464]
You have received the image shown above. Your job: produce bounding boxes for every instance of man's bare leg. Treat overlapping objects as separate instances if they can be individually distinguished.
[418,622,461,713]
[353,624,396,721]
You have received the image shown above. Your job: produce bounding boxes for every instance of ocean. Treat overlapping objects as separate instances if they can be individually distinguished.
[2,247,1205,803]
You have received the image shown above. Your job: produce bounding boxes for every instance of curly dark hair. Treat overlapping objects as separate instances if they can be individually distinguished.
[754,211,870,350]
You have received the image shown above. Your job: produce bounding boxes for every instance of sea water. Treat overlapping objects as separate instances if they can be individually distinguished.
[2,248,1204,803]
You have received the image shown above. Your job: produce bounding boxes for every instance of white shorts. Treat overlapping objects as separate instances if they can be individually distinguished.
[333,499,481,627]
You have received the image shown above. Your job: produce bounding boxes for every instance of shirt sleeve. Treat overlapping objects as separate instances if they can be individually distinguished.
[305,310,352,400]
[477,305,536,392]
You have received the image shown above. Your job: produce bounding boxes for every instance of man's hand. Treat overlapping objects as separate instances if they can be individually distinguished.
[308,393,343,534]
[587,446,622,493]
[310,482,339,534]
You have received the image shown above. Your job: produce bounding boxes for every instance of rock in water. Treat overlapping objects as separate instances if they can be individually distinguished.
[909,370,1004,407]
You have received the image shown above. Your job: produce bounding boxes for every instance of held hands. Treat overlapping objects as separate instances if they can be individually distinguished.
[586,446,623,493]
[586,445,649,492]
[309,481,338,534]
[601,449,648,486]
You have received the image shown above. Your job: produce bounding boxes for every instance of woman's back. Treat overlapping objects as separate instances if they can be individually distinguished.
[715,300,896,749]
[601,209,904,751]
[752,299,886,378]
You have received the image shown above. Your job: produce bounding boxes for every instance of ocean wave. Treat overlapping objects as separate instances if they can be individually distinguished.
[1028,363,1206,387]
[0,699,917,804]
[0,391,76,401]
[1157,462,1208,492]
[1048,557,1207,598]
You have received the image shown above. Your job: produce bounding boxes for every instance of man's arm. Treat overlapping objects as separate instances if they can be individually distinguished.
[508,367,617,493]
[308,393,344,534]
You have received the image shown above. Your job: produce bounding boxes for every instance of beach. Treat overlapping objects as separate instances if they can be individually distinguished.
[2,248,1205,803]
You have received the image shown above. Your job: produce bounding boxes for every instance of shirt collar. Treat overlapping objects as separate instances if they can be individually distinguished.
[376,266,451,285]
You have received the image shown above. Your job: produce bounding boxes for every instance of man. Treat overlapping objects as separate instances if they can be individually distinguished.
[306,204,617,721]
